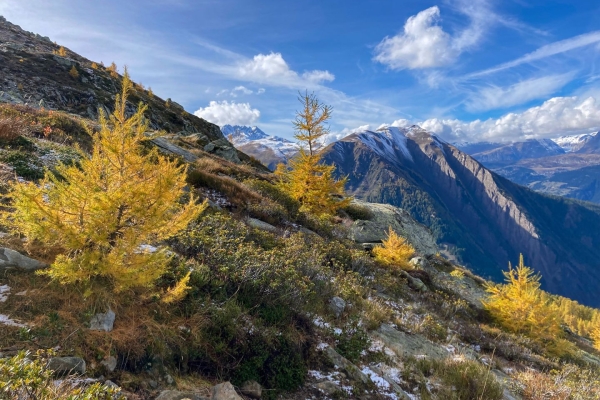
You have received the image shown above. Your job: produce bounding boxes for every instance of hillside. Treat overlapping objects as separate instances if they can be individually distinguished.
[2,15,600,400]
[321,126,600,307]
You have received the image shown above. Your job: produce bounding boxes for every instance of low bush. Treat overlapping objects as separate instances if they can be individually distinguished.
[0,350,122,399]
[372,228,415,271]
[512,365,600,400]
[341,202,373,221]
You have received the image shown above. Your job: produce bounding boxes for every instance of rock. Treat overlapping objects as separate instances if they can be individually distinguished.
[47,356,86,375]
[89,309,116,332]
[0,247,47,272]
[314,381,341,395]
[328,296,346,318]
[409,257,425,268]
[104,380,120,389]
[347,200,437,256]
[164,373,175,385]
[212,382,242,400]
[399,271,428,292]
[240,380,262,398]
[154,390,209,400]
[245,218,278,233]
[101,356,117,372]
[203,143,216,152]
[372,324,449,360]
[151,136,199,163]
[323,346,371,385]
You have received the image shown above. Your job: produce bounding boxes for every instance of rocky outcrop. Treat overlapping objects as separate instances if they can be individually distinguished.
[347,200,437,256]
[47,356,86,376]
[372,324,449,360]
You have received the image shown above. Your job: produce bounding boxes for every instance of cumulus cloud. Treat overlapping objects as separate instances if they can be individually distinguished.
[420,96,600,142]
[374,7,455,70]
[238,52,335,87]
[194,101,260,126]
[320,125,372,145]
[466,73,574,111]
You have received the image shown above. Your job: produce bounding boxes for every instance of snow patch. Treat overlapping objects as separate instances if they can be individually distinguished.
[0,314,27,327]
[0,285,10,302]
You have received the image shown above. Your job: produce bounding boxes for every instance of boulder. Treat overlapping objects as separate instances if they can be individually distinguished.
[371,324,449,360]
[314,381,342,396]
[89,309,116,332]
[154,390,209,400]
[347,200,437,256]
[240,380,262,399]
[328,296,346,318]
[245,218,278,233]
[150,136,199,163]
[0,247,47,272]
[100,356,117,372]
[212,382,242,400]
[47,356,86,376]
[323,346,371,385]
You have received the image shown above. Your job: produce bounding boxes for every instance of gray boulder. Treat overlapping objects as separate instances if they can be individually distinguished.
[47,356,86,376]
[323,346,371,385]
[0,247,47,272]
[212,382,242,400]
[314,381,342,396]
[240,380,262,399]
[347,200,437,256]
[328,296,346,318]
[101,356,117,372]
[371,324,448,360]
[245,218,278,233]
[89,309,116,332]
[154,390,209,400]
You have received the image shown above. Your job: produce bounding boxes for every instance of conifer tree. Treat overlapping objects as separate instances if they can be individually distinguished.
[372,227,415,270]
[275,92,349,216]
[484,255,565,350]
[68,65,79,80]
[5,68,206,292]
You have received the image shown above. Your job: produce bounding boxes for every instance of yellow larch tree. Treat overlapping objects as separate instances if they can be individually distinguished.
[483,255,570,355]
[5,68,206,292]
[372,227,415,270]
[275,92,349,216]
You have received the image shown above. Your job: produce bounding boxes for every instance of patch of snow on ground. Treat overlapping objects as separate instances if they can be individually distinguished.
[312,317,331,329]
[137,244,158,253]
[0,285,10,302]
[316,342,329,351]
[362,367,390,390]
[0,314,27,327]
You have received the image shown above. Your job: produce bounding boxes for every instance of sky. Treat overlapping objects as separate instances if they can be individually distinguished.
[1,0,600,143]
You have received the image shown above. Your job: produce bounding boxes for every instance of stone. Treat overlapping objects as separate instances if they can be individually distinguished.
[101,356,117,372]
[89,309,116,332]
[245,218,278,233]
[203,142,216,152]
[47,356,86,376]
[328,296,346,318]
[323,346,371,385]
[104,380,120,389]
[151,136,199,163]
[372,324,449,360]
[314,381,341,395]
[164,374,175,385]
[240,380,262,399]
[0,247,47,272]
[212,382,242,400]
[347,200,437,256]
[409,257,425,268]
[154,390,209,400]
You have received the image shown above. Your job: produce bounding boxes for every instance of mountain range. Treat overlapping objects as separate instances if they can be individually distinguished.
[455,132,600,203]
[222,125,297,170]
[319,126,600,306]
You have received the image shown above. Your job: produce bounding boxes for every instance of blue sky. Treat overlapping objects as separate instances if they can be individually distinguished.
[2,0,600,142]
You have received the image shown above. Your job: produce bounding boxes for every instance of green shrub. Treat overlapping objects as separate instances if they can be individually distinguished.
[0,150,44,180]
[341,202,373,221]
[0,350,122,399]
[334,318,370,362]
[244,178,300,217]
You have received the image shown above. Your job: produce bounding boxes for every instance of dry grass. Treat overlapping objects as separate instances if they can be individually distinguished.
[0,117,30,143]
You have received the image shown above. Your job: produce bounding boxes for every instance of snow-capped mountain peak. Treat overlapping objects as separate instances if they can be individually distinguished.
[221,125,269,144]
[552,132,598,152]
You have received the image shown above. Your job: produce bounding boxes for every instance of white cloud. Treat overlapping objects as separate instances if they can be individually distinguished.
[420,96,600,142]
[257,88,265,94]
[321,124,372,145]
[374,7,455,70]
[466,73,574,111]
[467,30,600,78]
[194,101,260,126]
[233,86,253,95]
[237,52,335,87]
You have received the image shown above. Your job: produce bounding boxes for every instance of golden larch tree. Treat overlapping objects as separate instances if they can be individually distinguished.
[483,255,569,355]
[68,65,79,80]
[5,68,206,292]
[275,92,349,216]
[372,227,415,270]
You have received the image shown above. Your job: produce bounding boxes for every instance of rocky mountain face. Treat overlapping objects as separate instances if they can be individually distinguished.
[321,125,600,307]
[0,16,250,164]
[223,124,297,170]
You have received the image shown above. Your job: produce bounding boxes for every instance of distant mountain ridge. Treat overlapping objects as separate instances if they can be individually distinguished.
[222,124,297,170]
[321,125,600,307]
